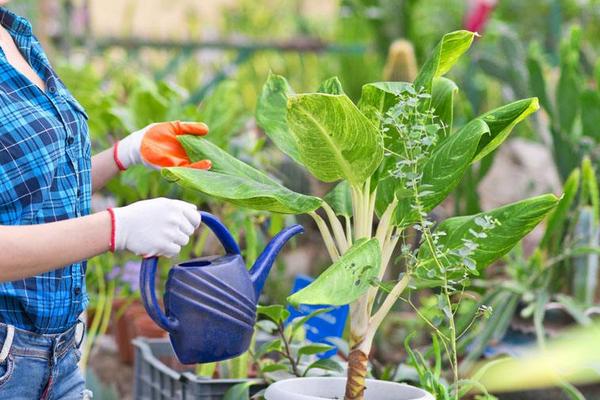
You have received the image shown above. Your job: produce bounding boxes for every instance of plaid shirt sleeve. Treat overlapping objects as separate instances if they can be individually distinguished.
[0,8,92,334]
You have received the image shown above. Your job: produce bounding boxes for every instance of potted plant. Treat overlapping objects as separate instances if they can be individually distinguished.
[162,30,559,399]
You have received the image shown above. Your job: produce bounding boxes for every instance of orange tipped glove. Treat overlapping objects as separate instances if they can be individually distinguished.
[113,121,212,171]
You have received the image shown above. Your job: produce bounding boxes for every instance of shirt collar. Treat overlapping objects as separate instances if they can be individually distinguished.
[0,7,32,36]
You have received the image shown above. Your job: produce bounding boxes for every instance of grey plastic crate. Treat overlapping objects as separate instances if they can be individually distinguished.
[133,338,266,400]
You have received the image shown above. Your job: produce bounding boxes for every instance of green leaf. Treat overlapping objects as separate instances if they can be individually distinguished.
[418,194,559,273]
[358,81,413,127]
[257,305,290,324]
[431,77,458,135]
[541,168,580,249]
[581,90,600,142]
[414,30,476,94]
[223,382,252,400]
[164,137,321,214]
[527,43,554,117]
[394,119,490,226]
[571,207,599,305]
[256,73,302,164]
[288,239,381,306]
[557,28,582,134]
[199,80,247,148]
[255,339,284,359]
[261,363,289,373]
[287,93,383,185]
[581,157,600,222]
[324,181,352,217]
[303,359,344,376]
[557,65,580,134]
[298,343,334,357]
[318,77,344,95]
[474,98,540,162]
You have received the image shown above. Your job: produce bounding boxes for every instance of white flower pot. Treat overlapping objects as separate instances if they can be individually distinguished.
[264,377,435,400]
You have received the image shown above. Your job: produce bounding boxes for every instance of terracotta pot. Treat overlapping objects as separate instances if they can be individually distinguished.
[112,299,143,364]
[132,313,167,339]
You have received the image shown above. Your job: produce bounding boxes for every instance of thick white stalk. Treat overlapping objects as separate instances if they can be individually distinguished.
[368,273,411,338]
[374,200,398,249]
[344,216,353,247]
[367,187,377,238]
[351,186,364,239]
[322,202,349,253]
[362,180,371,239]
[309,211,340,261]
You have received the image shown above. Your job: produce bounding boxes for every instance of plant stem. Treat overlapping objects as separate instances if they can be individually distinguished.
[278,322,301,377]
[322,202,349,253]
[309,211,340,261]
[344,347,369,400]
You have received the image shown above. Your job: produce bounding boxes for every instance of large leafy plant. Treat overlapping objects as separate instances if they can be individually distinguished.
[163,31,558,399]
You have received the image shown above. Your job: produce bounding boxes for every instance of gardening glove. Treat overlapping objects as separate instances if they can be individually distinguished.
[113,121,212,170]
[107,198,201,258]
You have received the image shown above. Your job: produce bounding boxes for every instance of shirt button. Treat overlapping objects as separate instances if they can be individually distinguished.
[74,287,81,295]
[48,86,56,94]
[67,136,75,145]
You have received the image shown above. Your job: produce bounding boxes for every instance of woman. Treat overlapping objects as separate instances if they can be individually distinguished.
[0,5,208,398]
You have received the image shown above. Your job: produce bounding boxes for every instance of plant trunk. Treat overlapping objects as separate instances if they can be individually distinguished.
[344,347,369,400]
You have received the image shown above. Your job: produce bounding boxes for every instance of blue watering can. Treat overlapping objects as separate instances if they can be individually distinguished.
[140,211,303,364]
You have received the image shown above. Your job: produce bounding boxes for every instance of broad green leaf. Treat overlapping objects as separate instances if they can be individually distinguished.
[324,181,352,218]
[303,358,344,376]
[393,119,490,226]
[199,80,247,148]
[358,81,413,127]
[165,137,321,214]
[581,90,600,142]
[474,98,540,162]
[298,343,334,357]
[318,77,344,95]
[414,30,476,93]
[256,73,302,164]
[257,305,290,324]
[418,194,559,274]
[287,93,383,185]
[431,77,458,135]
[288,239,381,306]
[541,168,580,250]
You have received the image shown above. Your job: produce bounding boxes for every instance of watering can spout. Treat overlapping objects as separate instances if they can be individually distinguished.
[249,224,304,299]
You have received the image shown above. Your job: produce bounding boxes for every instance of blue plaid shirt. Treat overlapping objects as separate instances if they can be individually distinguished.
[0,8,91,334]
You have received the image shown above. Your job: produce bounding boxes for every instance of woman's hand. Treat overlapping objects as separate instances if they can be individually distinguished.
[91,121,211,192]
[109,198,201,258]
[115,121,212,170]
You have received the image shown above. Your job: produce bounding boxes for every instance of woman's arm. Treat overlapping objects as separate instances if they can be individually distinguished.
[0,212,111,281]
[91,147,120,192]
[0,198,202,282]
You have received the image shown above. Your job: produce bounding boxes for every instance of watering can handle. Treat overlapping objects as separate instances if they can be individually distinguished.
[140,211,242,332]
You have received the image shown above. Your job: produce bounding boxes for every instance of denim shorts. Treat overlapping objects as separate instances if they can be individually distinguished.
[0,321,92,399]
